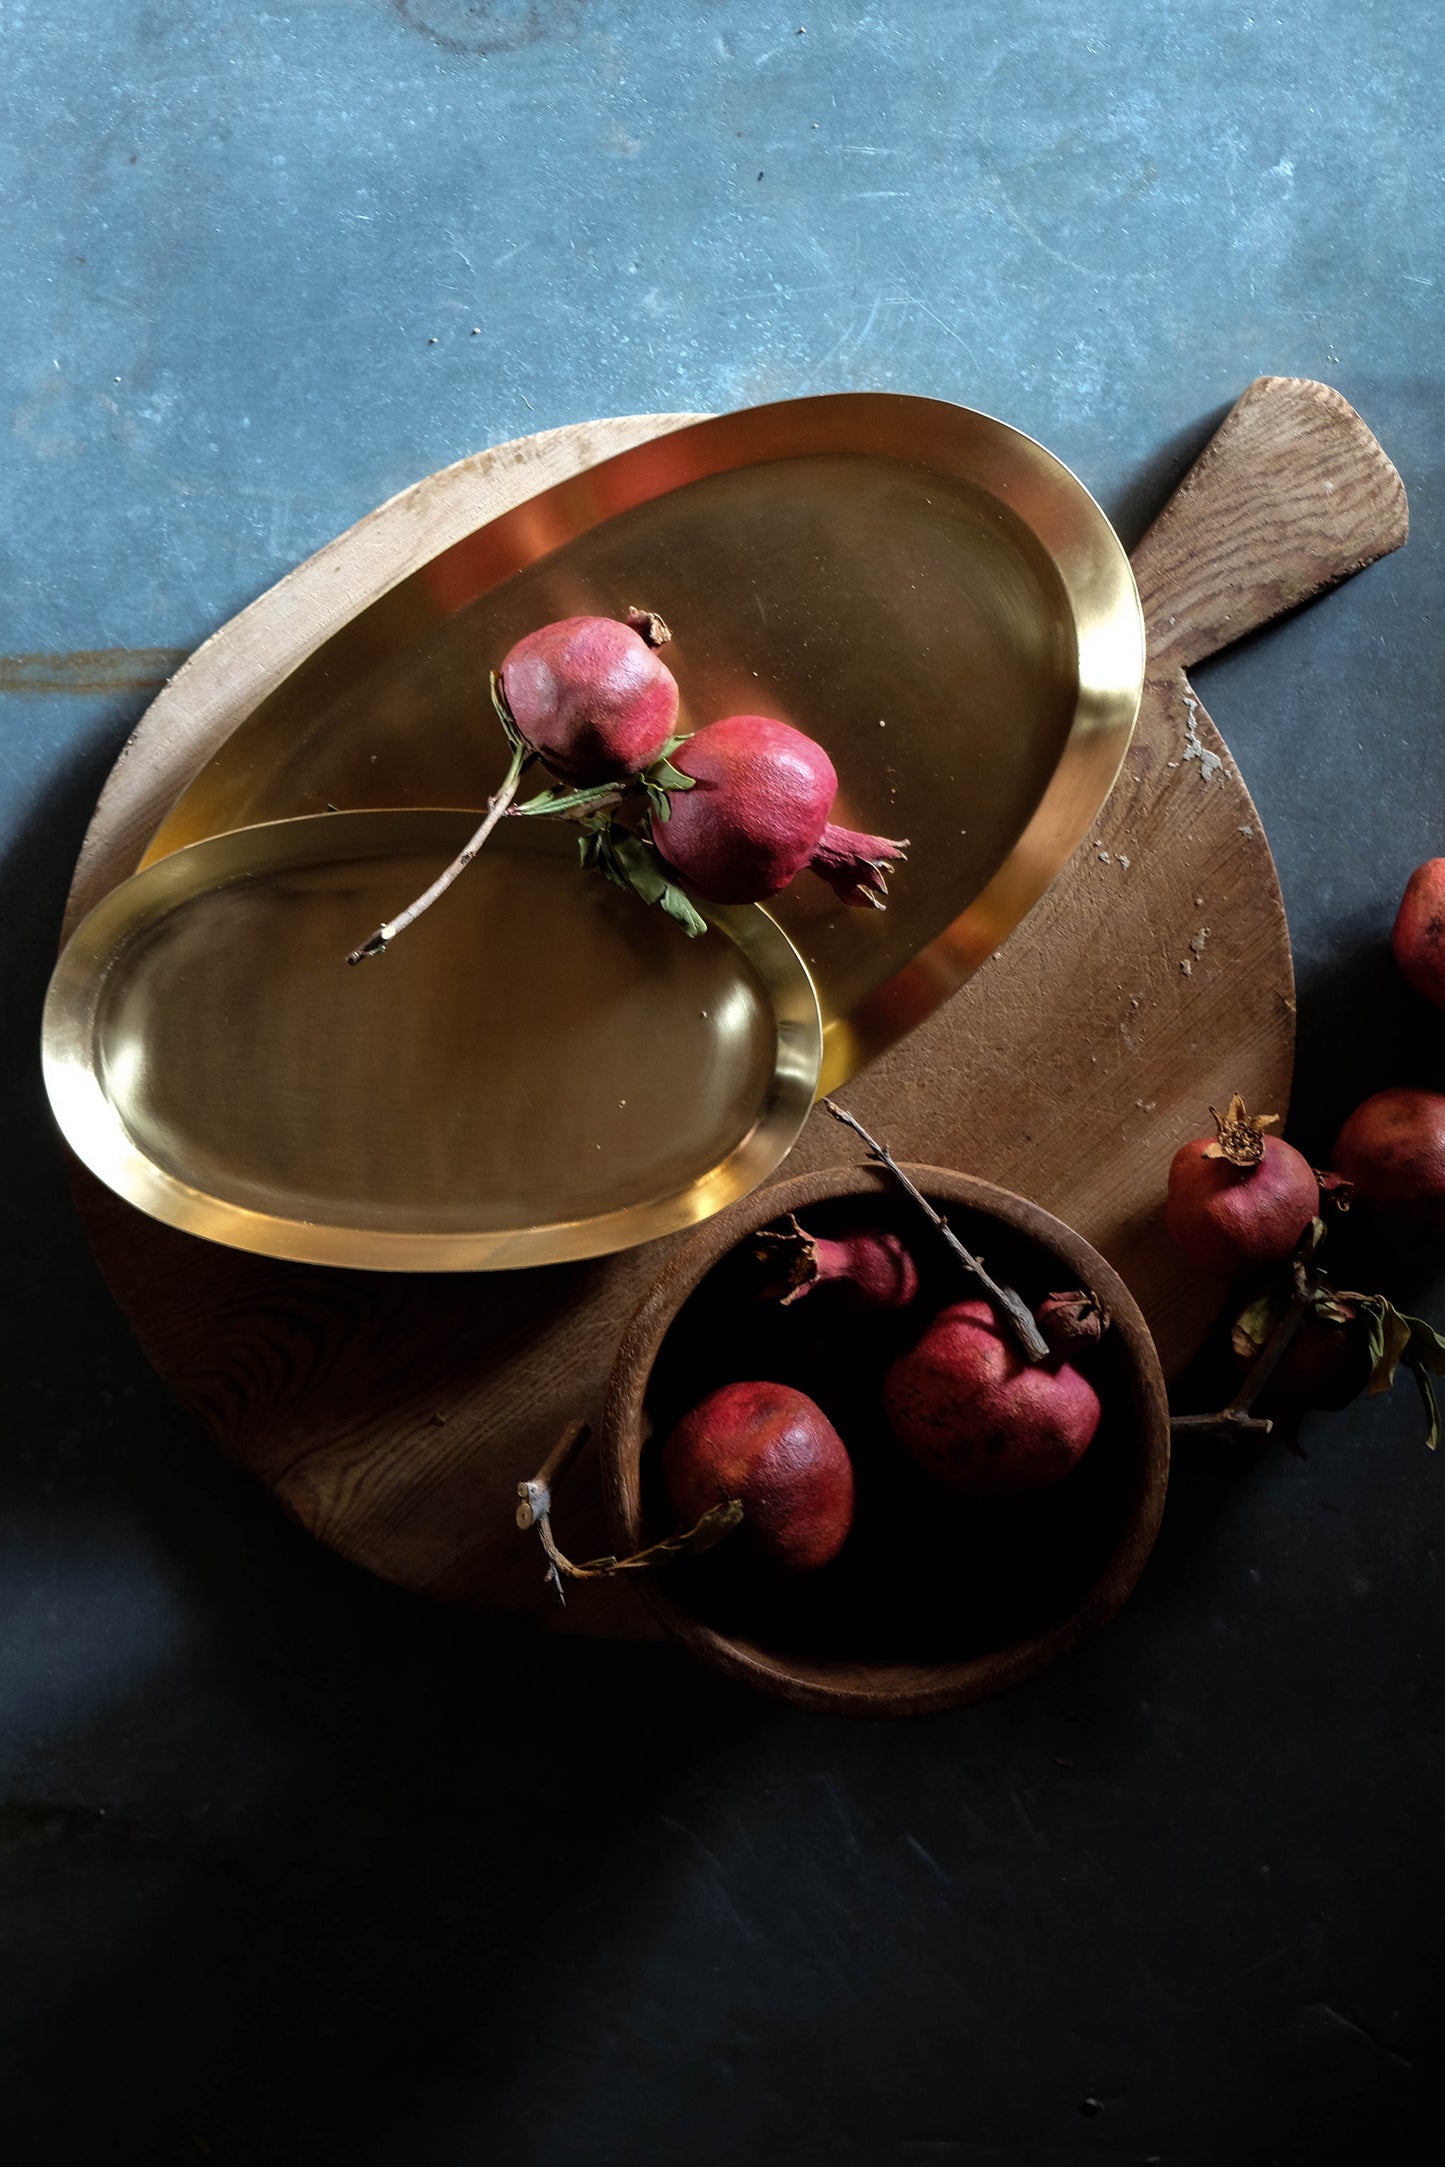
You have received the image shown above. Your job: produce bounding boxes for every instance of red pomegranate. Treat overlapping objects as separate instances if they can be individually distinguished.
[499,609,679,782]
[1332,1088,1445,1235]
[661,1380,855,1572]
[883,1298,1101,1495]
[1165,1094,1319,1278]
[654,714,907,909]
[1391,859,1445,1009]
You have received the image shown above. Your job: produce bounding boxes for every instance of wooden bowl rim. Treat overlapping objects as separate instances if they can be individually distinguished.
[600,1162,1171,1718]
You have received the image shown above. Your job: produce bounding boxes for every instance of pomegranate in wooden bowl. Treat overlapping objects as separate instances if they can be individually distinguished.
[600,1164,1169,1717]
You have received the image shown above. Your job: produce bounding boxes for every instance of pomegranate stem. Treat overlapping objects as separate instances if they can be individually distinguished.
[515,1419,742,1605]
[346,740,533,963]
[1222,1263,1313,1414]
[1170,1411,1274,1436]
[822,1098,1050,1362]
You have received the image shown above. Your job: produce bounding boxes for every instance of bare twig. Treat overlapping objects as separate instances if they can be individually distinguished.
[1170,1410,1274,1437]
[347,737,533,963]
[1169,1261,1312,1443]
[1224,1264,1312,1410]
[821,1098,1050,1362]
[515,1420,742,1605]
[515,1418,592,1529]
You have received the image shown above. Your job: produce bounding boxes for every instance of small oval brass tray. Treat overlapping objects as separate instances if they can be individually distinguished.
[44,810,823,1271]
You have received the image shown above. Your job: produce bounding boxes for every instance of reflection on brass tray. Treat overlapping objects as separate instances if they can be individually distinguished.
[44,812,823,1270]
[139,394,1144,1092]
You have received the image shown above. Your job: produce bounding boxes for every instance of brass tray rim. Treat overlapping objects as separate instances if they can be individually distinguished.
[43,809,825,1272]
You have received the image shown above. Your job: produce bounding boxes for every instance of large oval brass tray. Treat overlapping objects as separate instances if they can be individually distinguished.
[44,811,823,1270]
[139,394,1145,1092]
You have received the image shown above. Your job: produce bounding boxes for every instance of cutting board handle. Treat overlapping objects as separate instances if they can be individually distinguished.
[1130,375,1407,673]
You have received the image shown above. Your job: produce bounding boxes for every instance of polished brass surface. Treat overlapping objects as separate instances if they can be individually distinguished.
[45,812,823,1270]
[141,395,1144,1093]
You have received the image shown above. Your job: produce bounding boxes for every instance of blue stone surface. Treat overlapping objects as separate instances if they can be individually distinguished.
[2,5,1440,2161]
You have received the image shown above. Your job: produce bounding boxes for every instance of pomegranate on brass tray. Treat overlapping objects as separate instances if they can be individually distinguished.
[348,608,907,962]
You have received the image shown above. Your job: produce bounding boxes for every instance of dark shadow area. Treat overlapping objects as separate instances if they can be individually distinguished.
[0,724,764,2159]
[0,706,173,1404]
[1287,934,1444,1168]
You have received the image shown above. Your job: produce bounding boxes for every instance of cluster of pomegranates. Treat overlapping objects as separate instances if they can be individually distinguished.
[351,609,908,961]
[1164,856,1445,1429]
[661,1221,1106,1574]
[510,611,908,908]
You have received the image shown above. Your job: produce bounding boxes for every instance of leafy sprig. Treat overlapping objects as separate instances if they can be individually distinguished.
[639,736,697,826]
[1228,1223,1445,1450]
[577,813,707,938]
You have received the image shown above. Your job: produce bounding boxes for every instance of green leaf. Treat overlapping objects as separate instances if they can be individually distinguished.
[1373,1303,1413,1396]
[490,670,527,756]
[515,780,621,819]
[642,778,673,824]
[1403,1313,1445,1374]
[611,831,670,904]
[595,847,632,895]
[1401,1314,1445,1450]
[1335,1294,1445,1448]
[1413,1364,1442,1452]
[658,881,709,938]
[645,754,696,793]
[1356,1296,1393,1395]
[1232,1285,1288,1365]
[574,812,708,938]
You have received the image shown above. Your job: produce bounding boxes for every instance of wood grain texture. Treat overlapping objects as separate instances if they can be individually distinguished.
[64,378,1406,1641]
[1132,375,1408,673]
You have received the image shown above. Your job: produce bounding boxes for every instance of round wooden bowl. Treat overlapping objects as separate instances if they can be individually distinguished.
[600,1165,1170,1717]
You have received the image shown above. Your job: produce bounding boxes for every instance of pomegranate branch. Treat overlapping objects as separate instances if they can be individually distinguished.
[347,735,534,964]
[822,1098,1050,1362]
[515,1420,742,1605]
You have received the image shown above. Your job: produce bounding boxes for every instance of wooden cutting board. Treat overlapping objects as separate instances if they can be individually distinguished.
[63,377,1406,1636]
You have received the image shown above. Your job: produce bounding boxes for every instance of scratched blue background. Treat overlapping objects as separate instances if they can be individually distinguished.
[2,5,1442,2162]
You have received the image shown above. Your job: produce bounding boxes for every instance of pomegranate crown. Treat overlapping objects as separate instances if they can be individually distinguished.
[625,605,671,649]
[750,1214,820,1304]
[1203,1091,1279,1169]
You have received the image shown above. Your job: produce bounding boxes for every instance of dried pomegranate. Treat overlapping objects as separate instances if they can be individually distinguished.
[751,1215,920,1309]
[661,1380,854,1572]
[1332,1087,1445,1235]
[653,714,907,909]
[1036,1288,1110,1352]
[883,1298,1101,1494]
[1391,859,1445,1010]
[1165,1093,1318,1277]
